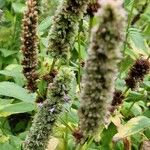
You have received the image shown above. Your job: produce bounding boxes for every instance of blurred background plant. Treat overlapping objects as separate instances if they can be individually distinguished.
[0,0,150,150]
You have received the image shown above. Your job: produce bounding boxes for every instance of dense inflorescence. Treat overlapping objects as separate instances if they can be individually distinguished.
[78,0,126,137]
[86,0,100,17]
[23,68,74,150]
[48,0,90,59]
[125,57,150,89]
[21,0,38,92]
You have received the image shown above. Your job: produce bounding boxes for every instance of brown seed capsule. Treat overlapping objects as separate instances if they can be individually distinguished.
[125,57,150,89]
[72,128,84,143]
[111,90,125,106]
[86,1,100,17]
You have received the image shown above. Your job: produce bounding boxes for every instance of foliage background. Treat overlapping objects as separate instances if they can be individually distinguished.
[0,0,150,149]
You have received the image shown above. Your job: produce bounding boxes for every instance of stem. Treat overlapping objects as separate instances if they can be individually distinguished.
[79,137,93,150]
[78,20,83,91]
[64,112,68,150]
[59,116,73,132]
[78,34,81,91]
[85,137,93,149]
[123,0,135,56]
[147,55,150,60]
[131,0,148,25]
[122,87,130,96]
[127,98,136,114]
[49,58,57,74]
[89,15,94,39]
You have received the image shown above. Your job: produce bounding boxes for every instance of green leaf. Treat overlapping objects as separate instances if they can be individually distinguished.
[113,116,150,141]
[0,102,35,117]
[0,135,22,150]
[129,28,149,55]
[143,81,150,90]
[0,82,35,102]
[121,102,142,117]
[12,3,26,13]
[0,98,13,105]
[126,91,144,102]
[0,129,9,143]
[120,56,134,77]
[38,16,51,32]
[0,64,25,86]
[0,49,18,57]
[101,123,117,149]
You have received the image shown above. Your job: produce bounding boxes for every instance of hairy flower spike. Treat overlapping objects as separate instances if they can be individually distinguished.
[23,68,74,150]
[125,57,150,89]
[21,0,38,92]
[78,0,126,137]
[48,0,89,59]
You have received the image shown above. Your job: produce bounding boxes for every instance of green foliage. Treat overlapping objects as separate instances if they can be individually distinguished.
[0,102,35,117]
[0,0,150,150]
[0,82,35,102]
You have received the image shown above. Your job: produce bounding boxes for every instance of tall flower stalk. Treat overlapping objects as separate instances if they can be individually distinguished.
[78,0,126,137]
[48,0,90,59]
[21,0,39,92]
[23,68,74,150]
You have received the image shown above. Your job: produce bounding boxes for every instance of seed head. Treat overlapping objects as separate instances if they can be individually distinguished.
[125,57,150,89]
[21,0,39,92]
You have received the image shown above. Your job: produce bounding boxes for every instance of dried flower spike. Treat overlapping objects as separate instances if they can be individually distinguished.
[125,57,150,89]
[78,0,126,137]
[21,0,39,92]
[23,68,74,150]
[48,0,90,59]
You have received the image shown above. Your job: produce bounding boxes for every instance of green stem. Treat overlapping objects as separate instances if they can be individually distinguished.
[78,20,83,91]
[122,87,130,96]
[78,34,81,91]
[64,112,68,150]
[49,58,57,74]
[127,98,136,114]
[123,0,135,56]
[89,15,94,39]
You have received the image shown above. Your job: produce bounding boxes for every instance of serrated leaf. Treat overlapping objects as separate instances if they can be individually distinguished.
[0,82,35,102]
[0,102,35,117]
[129,28,149,55]
[113,116,150,141]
